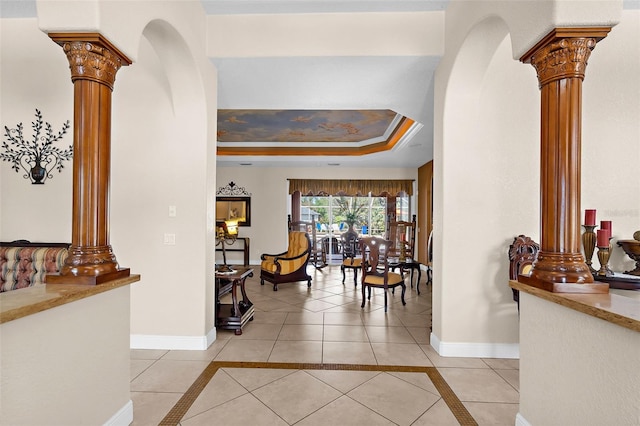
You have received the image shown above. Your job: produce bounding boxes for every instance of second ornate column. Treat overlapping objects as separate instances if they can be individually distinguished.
[520,28,610,293]
[47,33,131,285]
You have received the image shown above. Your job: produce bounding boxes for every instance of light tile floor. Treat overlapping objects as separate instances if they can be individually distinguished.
[130,265,519,425]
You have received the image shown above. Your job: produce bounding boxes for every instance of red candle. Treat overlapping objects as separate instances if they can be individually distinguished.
[597,229,611,248]
[584,209,596,226]
[600,220,612,233]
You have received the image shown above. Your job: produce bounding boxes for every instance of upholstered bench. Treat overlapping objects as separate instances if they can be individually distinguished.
[0,241,69,292]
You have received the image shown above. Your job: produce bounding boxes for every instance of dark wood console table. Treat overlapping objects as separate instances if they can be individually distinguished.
[215,237,250,266]
[215,267,254,335]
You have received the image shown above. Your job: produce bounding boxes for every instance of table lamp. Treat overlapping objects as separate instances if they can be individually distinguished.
[216,220,239,273]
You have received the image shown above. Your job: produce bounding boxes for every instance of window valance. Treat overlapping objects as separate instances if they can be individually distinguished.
[288,179,413,196]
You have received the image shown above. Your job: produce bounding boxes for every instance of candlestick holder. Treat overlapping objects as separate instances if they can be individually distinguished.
[581,224,597,273]
[596,245,613,277]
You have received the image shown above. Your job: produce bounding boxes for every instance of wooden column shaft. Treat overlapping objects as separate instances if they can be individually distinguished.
[73,80,111,248]
[540,77,583,254]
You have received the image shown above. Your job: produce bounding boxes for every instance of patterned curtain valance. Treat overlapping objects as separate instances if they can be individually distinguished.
[288,179,413,196]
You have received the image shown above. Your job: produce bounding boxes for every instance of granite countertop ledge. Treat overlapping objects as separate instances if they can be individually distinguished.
[510,280,640,333]
[0,275,140,324]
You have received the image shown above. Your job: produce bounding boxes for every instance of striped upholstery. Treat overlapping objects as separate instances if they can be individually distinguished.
[0,246,68,292]
[261,231,310,275]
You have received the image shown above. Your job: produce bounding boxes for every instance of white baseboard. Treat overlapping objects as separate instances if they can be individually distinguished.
[205,326,217,347]
[430,332,519,359]
[104,400,133,426]
[515,412,531,426]
[131,331,216,350]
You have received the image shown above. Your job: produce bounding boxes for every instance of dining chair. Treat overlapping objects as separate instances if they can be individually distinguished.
[359,236,406,312]
[340,231,361,286]
[386,214,422,291]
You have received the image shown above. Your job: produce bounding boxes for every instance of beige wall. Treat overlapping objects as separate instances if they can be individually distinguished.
[0,286,132,425]
[433,18,540,357]
[519,292,640,425]
[581,9,640,269]
[110,23,218,348]
[206,11,444,58]
[0,19,73,242]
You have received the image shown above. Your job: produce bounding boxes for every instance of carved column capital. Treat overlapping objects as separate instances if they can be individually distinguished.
[529,37,596,86]
[521,27,611,87]
[49,33,131,90]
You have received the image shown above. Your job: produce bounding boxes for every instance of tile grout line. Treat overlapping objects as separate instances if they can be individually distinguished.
[157,360,478,426]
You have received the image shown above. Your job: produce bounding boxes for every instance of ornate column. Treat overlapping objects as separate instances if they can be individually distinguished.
[520,28,610,293]
[46,33,132,285]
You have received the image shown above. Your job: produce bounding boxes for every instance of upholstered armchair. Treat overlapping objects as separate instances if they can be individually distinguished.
[288,215,326,269]
[260,231,312,291]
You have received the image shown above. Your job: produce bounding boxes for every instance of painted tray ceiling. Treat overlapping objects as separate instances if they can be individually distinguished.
[217,109,398,144]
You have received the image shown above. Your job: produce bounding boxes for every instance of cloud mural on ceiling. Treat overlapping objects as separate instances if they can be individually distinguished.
[217,109,398,143]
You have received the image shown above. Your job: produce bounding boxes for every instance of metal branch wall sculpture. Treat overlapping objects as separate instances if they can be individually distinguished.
[1,109,72,184]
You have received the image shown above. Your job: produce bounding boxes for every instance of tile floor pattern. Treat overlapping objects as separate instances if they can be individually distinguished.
[130,265,520,425]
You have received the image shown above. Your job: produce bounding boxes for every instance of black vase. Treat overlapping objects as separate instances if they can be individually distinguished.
[30,162,46,184]
[344,224,359,240]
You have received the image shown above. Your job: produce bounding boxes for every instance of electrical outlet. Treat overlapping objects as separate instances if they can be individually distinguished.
[164,233,176,245]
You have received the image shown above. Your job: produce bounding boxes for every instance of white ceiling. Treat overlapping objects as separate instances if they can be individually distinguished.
[1,0,445,168]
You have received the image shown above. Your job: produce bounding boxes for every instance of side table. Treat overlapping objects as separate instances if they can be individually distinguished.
[215,267,254,335]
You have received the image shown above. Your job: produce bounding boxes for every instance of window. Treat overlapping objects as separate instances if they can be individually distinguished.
[395,196,409,222]
[300,194,406,238]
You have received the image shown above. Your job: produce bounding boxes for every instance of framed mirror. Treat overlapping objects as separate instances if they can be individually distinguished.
[216,196,251,226]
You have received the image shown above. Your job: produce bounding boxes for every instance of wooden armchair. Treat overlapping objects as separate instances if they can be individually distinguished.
[288,215,326,269]
[359,237,406,312]
[508,235,539,309]
[260,230,312,291]
[321,236,340,261]
[340,231,361,287]
[386,214,417,261]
